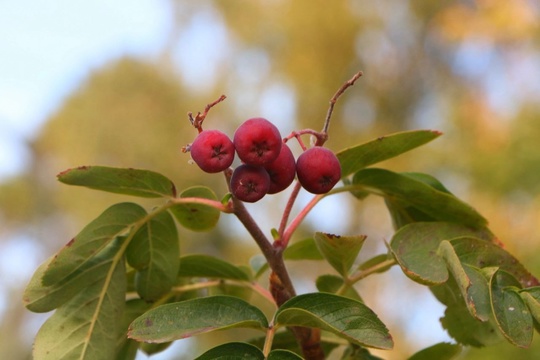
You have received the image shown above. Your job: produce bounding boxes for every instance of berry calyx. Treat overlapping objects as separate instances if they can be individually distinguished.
[230,164,271,203]
[264,143,296,194]
[234,117,282,166]
[296,146,341,194]
[190,130,235,173]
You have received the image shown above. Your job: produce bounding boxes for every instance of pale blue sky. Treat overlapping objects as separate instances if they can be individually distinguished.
[0,0,172,179]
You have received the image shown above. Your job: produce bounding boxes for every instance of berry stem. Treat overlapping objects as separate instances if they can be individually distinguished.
[281,193,324,248]
[168,196,233,213]
[318,70,363,146]
[277,182,302,244]
[188,94,227,132]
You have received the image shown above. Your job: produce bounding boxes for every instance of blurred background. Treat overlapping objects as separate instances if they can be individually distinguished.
[1,0,539,359]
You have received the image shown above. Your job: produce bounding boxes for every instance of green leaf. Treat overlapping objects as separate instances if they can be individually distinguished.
[248,329,339,357]
[489,269,533,348]
[127,210,180,301]
[407,342,461,360]
[275,293,393,350]
[42,202,147,286]
[390,222,492,285]
[316,274,363,301]
[384,172,452,229]
[251,239,324,279]
[33,239,126,360]
[284,238,324,261]
[177,254,250,281]
[439,299,502,347]
[352,168,487,228]
[169,186,220,231]
[268,349,304,359]
[57,165,176,198]
[25,249,125,313]
[450,237,539,288]
[520,287,540,325]
[340,344,384,359]
[128,296,268,343]
[250,254,269,279]
[438,241,491,321]
[357,254,394,273]
[314,232,367,276]
[336,130,442,177]
[116,299,151,360]
[195,342,264,360]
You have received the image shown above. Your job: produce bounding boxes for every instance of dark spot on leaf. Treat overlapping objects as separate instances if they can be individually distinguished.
[145,318,153,327]
[66,238,75,247]
[325,233,341,239]
[190,208,198,213]
[377,136,385,141]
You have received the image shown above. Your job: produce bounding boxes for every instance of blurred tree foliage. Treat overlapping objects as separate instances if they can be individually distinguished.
[2,0,540,359]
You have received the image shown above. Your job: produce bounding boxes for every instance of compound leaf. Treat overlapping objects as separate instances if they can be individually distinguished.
[336,130,441,177]
[57,166,176,198]
[169,186,220,231]
[128,296,268,343]
[274,293,392,350]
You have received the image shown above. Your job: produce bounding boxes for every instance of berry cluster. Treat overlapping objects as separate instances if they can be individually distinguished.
[189,117,341,202]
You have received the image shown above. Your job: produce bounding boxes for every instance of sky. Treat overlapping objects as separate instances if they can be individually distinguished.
[0,0,172,180]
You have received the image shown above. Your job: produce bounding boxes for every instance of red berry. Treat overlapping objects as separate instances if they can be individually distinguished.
[264,143,296,194]
[233,118,282,165]
[230,164,270,202]
[190,130,235,173]
[296,147,341,194]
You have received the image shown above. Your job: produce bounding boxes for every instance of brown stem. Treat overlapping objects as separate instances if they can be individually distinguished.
[188,94,227,132]
[318,70,363,146]
[223,169,325,359]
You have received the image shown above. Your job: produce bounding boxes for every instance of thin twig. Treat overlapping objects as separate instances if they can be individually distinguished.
[188,94,227,132]
[318,71,363,145]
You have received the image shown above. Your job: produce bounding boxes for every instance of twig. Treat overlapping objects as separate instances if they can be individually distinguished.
[318,71,363,145]
[188,94,227,132]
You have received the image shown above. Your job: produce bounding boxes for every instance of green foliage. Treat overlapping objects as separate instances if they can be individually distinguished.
[275,293,393,350]
[24,118,540,360]
[57,166,177,198]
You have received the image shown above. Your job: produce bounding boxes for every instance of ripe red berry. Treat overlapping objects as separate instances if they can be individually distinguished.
[264,143,296,194]
[233,118,282,166]
[230,164,270,203]
[296,147,341,194]
[190,130,235,173]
